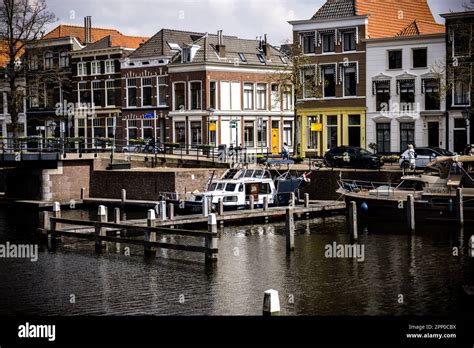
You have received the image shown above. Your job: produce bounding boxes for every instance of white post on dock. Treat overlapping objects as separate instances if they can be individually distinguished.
[407,194,415,232]
[349,201,358,241]
[145,209,157,257]
[80,187,86,200]
[53,201,61,232]
[168,203,174,221]
[469,235,474,258]
[159,201,167,221]
[96,205,107,251]
[218,199,224,216]
[205,214,218,262]
[290,192,296,207]
[304,193,310,208]
[263,196,268,211]
[286,208,295,252]
[121,189,126,204]
[263,289,280,316]
[457,188,464,227]
[249,195,255,210]
[202,196,209,217]
[114,207,121,224]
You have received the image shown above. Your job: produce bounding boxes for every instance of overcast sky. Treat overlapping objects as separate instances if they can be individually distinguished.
[45,0,468,45]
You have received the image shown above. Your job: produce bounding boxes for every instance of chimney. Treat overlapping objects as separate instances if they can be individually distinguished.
[84,16,92,44]
[263,34,268,57]
[216,30,225,58]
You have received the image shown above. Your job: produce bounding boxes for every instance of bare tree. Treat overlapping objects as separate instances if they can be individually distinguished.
[0,0,55,140]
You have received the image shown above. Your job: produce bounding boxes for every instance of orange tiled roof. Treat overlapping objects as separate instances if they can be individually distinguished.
[0,40,24,69]
[355,0,441,38]
[109,35,149,49]
[43,24,123,44]
[397,20,445,36]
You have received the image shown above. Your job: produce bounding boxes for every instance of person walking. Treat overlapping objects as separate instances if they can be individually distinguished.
[407,144,416,172]
[282,143,290,160]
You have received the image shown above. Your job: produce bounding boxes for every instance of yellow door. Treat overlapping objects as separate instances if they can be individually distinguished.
[272,128,279,155]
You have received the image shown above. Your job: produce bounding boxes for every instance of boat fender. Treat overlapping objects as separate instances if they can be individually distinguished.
[448,199,453,213]
[360,202,368,213]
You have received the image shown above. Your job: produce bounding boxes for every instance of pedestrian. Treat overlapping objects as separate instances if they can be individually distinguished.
[407,144,416,171]
[282,143,290,160]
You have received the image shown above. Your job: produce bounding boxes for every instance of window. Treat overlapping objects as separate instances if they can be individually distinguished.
[244,83,254,110]
[30,85,39,107]
[174,82,185,110]
[343,31,356,52]
[307,117,319,149]
[0,92,4,114]
[376,123,391,153]
[175,121,186,144]
[158,76,168,106]
[127,78,137,107]
[105,60,115,74]
[78,62,87,76]
[413,48,427,68]
[141,77,153,107]
[78,82,91,104]
[257,120,267,147]
[105,80,115,107]
[257,54,265,63]
[399,80,415,109]
[244,121,255,147]
[44,82,54,108]
[127,120,138,141]
[301,65,316,98]
[182,47,191,63]
[388,50,402,69]
[282,85,292,110]
[59,51,69,68]
[327,115,338,150]
[44,52,53,70]
[453,27,470,57]
[424,80,440,110]
[322,65,336,98]
[400,123,415,152]
[256,84,267,110]
[343,66,357,96]
[322,33,335,53]
[239,53,247,62]
[190,81,202,110]
[453,68,470,106]
[93,118,105,138]
[209,81,217,109]
[91,61,101,75]
[283,121,293,147]
[92,80,103,107]
[301,32,315,54]
[191,121,202,145]
[271,84,280,110]
[29,55,38,70]
[376,82,390,111]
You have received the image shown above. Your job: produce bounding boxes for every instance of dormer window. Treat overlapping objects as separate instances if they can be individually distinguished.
[182,48,191,63]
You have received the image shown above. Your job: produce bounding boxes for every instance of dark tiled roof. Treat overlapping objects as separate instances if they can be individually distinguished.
[171,34,290,67]
[312,0,355,20]
[129,29,206,59]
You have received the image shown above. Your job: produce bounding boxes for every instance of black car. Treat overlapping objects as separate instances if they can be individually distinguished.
[324,146,384,169]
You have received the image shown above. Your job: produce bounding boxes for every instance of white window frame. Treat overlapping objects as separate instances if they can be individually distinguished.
[141,77,153,107]
[188,80,202,111]
[105,59,115,74]
[44,51,53,70]
[126,78,138,108]
[92,80,102,108]
[301,65,317,99]
[243,82,254,110]
[172,81,186,111]
[209,80,218,110]
[59,51,69,68]
[342,63,358,97]
[256,83,267,110]
[78,62,87,76]
[78,81,88,105]
[91,61,101,76]
[157,75,168,106]
[105,80,115,107]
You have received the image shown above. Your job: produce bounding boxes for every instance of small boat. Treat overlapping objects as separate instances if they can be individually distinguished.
[183,160,308,213]
[337,155,474,222]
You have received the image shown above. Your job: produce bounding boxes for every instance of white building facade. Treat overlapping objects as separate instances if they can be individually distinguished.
[366,33,446,153]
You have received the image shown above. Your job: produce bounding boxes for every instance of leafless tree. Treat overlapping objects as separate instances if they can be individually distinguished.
[0,0,55,140]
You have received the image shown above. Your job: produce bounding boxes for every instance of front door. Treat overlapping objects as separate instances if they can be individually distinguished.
[272,128,279,155]
[428,122,439,148]
[454,130,467,154]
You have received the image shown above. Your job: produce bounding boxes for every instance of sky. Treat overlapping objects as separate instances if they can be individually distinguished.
[45,0,468,45]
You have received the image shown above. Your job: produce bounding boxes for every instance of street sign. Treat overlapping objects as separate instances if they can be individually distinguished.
[144,113,154,119]
[230,121,237,129]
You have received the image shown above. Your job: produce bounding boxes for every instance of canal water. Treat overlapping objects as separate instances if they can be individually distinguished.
[0,206,472,316]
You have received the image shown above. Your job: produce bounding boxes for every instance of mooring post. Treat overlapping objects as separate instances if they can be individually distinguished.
[205,213,218,262]
[407,194,415,232]
[218,199,224,216]
[145,209,157,257]
[121,189,126,204]
[114,207,121,224]
[202,196,209,217]
[42,211,50,232]
[96,205,107,251]
[286,208,295,252]
[349,201,358,241]
[304,193,310,208]
[263,289,280,316]
[168,203,174,221]
[53,201,62,233]
[159,201,167,221]
[457,188,464,227]
[263,196,268,211]
[249,195,255,210]
[290,192,296,207]
[80,187,86,200]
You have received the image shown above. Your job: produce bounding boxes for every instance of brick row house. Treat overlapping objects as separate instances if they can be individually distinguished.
[441,11,474,153]
[120,29,205,144]
[166,32,294,154]
[70,33,147,147]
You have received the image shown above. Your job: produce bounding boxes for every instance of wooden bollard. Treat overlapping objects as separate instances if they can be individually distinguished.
[407,194,415,232]
[457,188,464,226]
[95,205,107,251]
[168,203,174,220]
[159,201,167,221]
[53,202,62,233]
[80,187,86,200]
[286,208,295,252]
[145,209,157,257]
[205,214,218,262]
[121,189,126,203]
[249,195,255,210]
[114,207,121,224]
[263,289,280,316]
[202,196,209,217]
[42,211,50,232]
[304,193,310,208]
[290,192,296,207]
[263,196,268,211]
[218,199,224,216]
[349,201,358,241]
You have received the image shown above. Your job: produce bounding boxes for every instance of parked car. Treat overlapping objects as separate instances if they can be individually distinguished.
[324,146,384,169]
[399,147,454,170]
